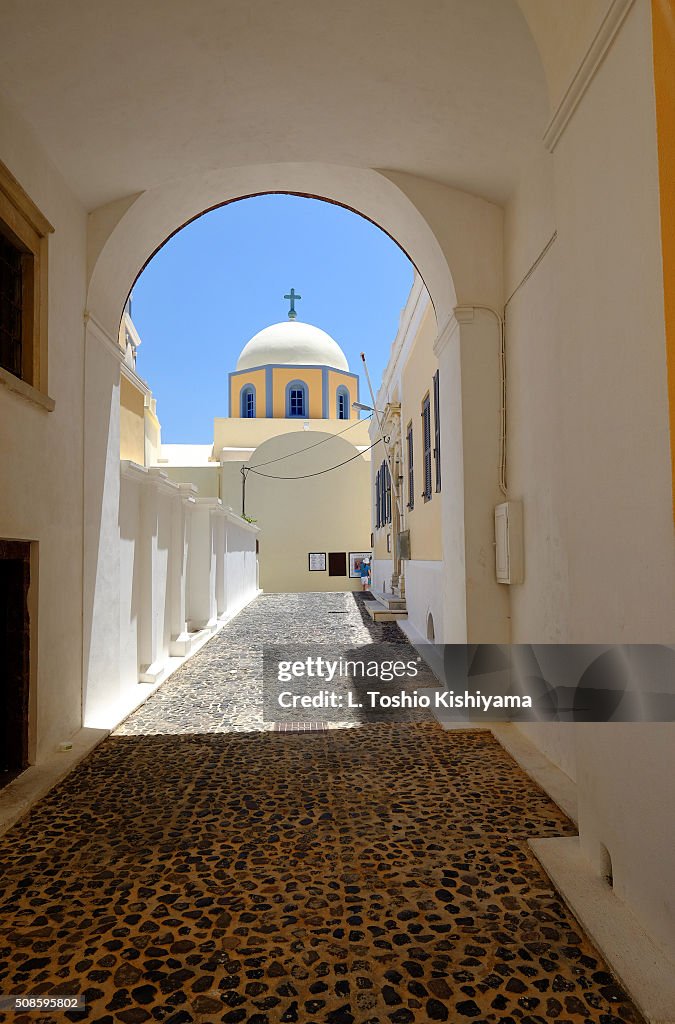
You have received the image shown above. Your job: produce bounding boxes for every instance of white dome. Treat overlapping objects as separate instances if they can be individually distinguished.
[236,321,349,372]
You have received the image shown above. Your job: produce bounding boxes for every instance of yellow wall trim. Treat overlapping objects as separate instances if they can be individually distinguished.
[652,0,675,520]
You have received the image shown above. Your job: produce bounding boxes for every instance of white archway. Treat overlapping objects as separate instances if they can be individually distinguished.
[86,164,463,340]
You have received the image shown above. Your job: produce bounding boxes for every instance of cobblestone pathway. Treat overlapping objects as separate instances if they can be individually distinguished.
[116,593,436,735]
[0,594,643,1024]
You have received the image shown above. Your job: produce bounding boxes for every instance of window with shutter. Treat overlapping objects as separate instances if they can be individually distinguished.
[406,422,414,509]
[422,394,432,501]
[375,468,381,528]
[433,369,441,492]
[0,160,53,399]
[384,460,391,523]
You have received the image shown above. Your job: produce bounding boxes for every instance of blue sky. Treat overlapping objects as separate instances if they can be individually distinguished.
[132,194,414,442]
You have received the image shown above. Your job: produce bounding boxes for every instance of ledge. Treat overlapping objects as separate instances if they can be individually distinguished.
[530,836,675,1024]
[0,727,109,836]
[0,367,55,411]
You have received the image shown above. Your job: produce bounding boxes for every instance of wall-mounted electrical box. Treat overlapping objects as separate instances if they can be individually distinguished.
[495,500,524,584]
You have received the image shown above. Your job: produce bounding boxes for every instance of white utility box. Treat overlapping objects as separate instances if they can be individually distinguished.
[494,500,524,584]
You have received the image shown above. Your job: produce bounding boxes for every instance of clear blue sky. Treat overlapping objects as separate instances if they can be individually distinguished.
[132,194,414,442]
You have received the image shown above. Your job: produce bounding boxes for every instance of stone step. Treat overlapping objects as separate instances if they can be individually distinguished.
[370,590,407,610]
[366,591,408,622]
[366,605,409,622]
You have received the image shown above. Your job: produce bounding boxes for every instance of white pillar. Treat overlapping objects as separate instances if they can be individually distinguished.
[138,474,161,682]
[82,315,123,727]
[169,484,196,656]
[188,499,219,631]
[215,512,226,618]
[434,306,510,643]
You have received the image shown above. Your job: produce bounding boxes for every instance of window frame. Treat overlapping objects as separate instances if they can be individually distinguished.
[0,159,53,405]
[240,383,256,418]
[336,384,350,420]
[286,379,308,418]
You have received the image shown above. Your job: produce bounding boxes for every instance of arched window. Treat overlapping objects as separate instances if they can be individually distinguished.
[336,385,350,420]
[286,379,308,417]
[240,384,256,418]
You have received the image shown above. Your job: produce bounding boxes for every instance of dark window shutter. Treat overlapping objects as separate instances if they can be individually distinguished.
[375,469,381,528]
[407,423,414,509]
[386,462,391,523]
[422,396,432,500]
[433,370,441,492]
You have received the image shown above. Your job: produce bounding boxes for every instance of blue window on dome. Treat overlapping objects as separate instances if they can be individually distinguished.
[240,384,256,418]
[286,380,308,417]
[336,385,350,420]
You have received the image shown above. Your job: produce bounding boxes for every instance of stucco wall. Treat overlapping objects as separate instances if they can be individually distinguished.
[400,303,442,561]
[120,375,145,464]
[272,366,323,419]
[225,430,371,593]
[505,0,675,960]
[215,416,371,452]
[230,367,266,417]
[402,559,444,643]
[327,370,358,419]
[0,93,87,761]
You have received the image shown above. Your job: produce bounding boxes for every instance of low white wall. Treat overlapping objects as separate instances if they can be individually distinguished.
[372,558,392,595]
[514,723,577,782]
[226,516,260,613]
[576,724,675,963]
[85,464,259,728]
[402,559,445,643]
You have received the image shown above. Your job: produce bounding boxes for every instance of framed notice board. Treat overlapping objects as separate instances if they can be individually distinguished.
[308,552,326,571]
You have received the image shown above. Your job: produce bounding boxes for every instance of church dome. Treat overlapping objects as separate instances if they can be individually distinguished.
[236,321,349,372]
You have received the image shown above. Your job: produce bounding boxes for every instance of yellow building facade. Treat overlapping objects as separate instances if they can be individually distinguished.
[370,276,443,643]
[118,307,162,467]
[162,308,372,593]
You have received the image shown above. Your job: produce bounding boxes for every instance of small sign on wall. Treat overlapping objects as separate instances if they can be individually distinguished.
[308,552,326,571]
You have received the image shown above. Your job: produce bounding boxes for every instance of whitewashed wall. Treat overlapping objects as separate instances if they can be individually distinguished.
[402,560,445,643]
[85,463,259,728]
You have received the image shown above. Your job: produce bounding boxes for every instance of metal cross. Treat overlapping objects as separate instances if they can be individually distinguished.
[284,288,301,320]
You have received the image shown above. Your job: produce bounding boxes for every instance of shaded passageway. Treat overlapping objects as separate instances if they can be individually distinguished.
[0,595,643,1023]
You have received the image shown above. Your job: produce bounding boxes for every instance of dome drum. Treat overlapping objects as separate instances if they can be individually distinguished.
[230,318,358,420]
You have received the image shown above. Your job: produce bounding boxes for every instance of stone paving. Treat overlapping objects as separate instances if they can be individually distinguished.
[0,593,644,1024]
[116,593,436,735]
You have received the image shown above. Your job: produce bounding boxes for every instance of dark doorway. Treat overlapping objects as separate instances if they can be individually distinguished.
[0,540,31,787]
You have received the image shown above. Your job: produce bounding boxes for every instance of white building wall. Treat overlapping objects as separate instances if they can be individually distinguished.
[371,559,392,597]
[85,465,260,729]
[504,0,675,961]
[0,94,88,762]
[402,560,444,643]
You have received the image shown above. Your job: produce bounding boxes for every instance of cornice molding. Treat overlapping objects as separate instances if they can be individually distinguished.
[433,313,460,358]
[543,0,636,153]
[120,462,182,497]
[378,279,429,404]
[454,306,476,325]
[84,311,124,363]
[120,359,153,396]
